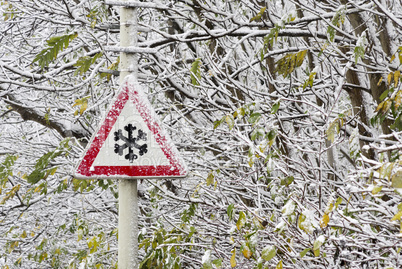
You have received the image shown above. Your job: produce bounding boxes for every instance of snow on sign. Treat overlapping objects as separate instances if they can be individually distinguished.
[74,76,188,179]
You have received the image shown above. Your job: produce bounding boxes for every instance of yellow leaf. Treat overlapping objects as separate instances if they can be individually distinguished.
[391,211,402,221]
[236,211,246,230]
[73,97,89,115]
[207,171,214,186]
[50,167,57,176]
[230,249,237,268]
[15,257,22,265]
[399,47,402,63]
[325,203,334,214]
[372,185,383,195]
[276,260,283,269]
[242,245,252,259]
[383,100,392,113]
[1,184,20,204]
[395,70,401,87]
[388,72,393,85]
[394,91,402,111]
[392,170,402,188]
[80,102,87,115]
[326,119,341,143]
[320,214,330,228]
[250,7,266,22]
[21,230,27,238]
[390,54,396,63]
[377,76,383,86]
[72,99,82,108]
[375,100,385,113]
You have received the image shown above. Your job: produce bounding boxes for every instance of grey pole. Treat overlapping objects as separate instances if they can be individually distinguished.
[118,1,139,268]
[118,179,138,268]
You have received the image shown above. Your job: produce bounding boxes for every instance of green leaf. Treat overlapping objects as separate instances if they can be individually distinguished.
[0,155,17,186]
[188,226,196,237]
[181,203,197,223]
[271,101,280,114]
[213,118,224,129]
[26,151,59,184]
[227,204,235,220]
[190,58,202,85]
[267,129,276,142]
[327,8,345,42]
[225,114,235,130]
[261,24,284,58]
[26,140,69,185]
[206,172,214,186]
[354,44,365,64]
[313,236,325,255]
[251,128,265,141]
[335,197,342,208]
[300,248,311,258]
[390,115,402,131]
[249,112,261,125]
[397,202,402,212]
[327,26,335,42]
[280,176,294,186]
[212,259,222,268]
[261,245,276,261]
[380,89,389,101]
[74,52,103,76]
[33,33,78,69]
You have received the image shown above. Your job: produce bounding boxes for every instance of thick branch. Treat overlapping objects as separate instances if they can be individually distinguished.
[3,94,90,140]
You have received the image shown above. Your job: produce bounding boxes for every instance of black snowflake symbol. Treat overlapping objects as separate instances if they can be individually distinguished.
[114,124,148,163]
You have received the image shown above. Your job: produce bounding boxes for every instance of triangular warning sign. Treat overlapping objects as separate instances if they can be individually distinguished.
[74,76,188,179]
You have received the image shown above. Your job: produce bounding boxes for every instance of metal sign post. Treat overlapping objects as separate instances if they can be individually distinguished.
[118,179,138,268]
[119,2,139,268]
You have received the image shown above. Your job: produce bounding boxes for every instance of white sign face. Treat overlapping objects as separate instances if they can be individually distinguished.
[92,100,170,167]
[74,76,188,179]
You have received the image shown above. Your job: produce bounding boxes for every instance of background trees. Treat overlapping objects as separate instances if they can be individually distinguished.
[0,0,401,268]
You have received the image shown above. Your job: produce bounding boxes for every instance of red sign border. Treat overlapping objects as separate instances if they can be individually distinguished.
[74,78,188,179]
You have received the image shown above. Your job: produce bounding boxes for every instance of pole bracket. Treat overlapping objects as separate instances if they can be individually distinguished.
[104,0,167,9]
[105,46,157,54]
